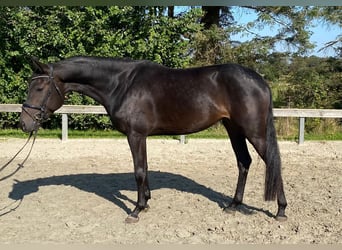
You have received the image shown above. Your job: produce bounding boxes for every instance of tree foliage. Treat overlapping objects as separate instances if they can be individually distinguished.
[0,6,202,129]
[0,6,340,130]
[284,56,342,109]
[192,6,341,112]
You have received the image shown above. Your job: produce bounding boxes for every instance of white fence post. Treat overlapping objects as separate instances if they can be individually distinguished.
[298,117,305,144]
[180,135,186,144]
[62,114,68,142]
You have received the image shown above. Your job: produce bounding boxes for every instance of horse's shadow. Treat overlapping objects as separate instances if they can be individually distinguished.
[8,169,274,218]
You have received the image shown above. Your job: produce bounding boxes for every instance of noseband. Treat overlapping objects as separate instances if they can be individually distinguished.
[22,65,63,124]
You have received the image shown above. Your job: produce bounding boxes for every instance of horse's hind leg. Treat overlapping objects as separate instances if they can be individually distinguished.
[246,130,287,221]
[222,119,252,212]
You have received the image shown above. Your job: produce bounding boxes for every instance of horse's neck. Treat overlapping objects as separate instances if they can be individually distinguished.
[58,63,117,108]
[65,82,109,107]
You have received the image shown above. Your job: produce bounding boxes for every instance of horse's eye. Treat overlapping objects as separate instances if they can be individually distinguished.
[35,87,44,92]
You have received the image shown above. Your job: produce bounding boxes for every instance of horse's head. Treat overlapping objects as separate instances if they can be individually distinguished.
[20,58,65,133]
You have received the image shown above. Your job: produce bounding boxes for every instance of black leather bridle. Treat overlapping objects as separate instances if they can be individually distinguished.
[22,65,63,124]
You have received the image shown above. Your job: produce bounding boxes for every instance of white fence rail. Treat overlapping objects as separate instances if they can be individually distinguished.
[1,104,341,144]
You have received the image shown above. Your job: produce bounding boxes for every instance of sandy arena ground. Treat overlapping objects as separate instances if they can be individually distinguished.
[0,138,341,244]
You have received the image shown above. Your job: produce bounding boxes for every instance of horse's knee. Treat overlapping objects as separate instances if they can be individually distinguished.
[134,168,146,182]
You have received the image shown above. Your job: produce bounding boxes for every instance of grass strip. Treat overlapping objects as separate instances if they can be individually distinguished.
[0,129,341,141]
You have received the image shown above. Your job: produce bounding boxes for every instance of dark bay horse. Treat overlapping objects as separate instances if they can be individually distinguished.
[19,56,287,223]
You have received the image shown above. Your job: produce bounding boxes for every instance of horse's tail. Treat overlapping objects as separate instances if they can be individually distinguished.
[264,94,282,201]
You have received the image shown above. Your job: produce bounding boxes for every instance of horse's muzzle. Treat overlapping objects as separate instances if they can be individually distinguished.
[19,114,40,133]
[20,120,39,133]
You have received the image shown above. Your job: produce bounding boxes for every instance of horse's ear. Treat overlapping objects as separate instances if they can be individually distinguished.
[31,56,48,74]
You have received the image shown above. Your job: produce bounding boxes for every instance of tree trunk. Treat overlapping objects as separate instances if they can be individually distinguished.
[168,6,174,18]
[201,6,220,29]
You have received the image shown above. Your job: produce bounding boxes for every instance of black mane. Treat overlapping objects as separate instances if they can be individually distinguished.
[58,55,155,67]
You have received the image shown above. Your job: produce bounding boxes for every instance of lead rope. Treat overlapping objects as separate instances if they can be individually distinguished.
[0,130,37,182]
[0,197,23,217]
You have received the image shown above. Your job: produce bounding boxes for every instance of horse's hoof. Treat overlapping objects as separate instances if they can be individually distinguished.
[275,215,287,222]
[125,215,139,223]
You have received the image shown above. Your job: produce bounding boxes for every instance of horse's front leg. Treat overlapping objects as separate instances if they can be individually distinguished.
[125,133,150,223]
